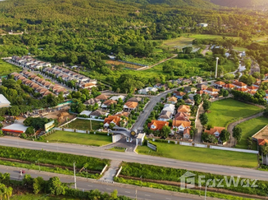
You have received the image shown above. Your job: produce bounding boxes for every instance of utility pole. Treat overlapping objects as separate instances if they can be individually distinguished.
[73,162,77,189]
[215,57,219,78]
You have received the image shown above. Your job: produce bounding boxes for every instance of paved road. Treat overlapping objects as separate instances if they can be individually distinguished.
[227,111,264,147]
[1,137,268,181]
[2,165,219,200]
[132,88,178,131]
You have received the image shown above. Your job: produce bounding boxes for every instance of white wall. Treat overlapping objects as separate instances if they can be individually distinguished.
[209,146,258,154]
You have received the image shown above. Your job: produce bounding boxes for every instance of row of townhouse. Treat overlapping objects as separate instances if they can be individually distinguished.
[11,72,54,97]
[12,71,69,97]
[11,56,51,70]
[43,66,97,89]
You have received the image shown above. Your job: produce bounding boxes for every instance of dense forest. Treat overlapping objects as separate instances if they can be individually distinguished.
[1,0,268,92]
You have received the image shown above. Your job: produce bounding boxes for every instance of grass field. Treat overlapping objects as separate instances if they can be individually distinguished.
[253,35,268,43]
[137,143,257,168]
[108,147,126,152]
[0,59,22,76]
[66,119,102,130]
[236,117,268,149]
[207,99,263,127]
[233,46,248,51]
[45,131,112,146]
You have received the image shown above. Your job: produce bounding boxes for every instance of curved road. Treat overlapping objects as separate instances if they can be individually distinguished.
[1,137,268,181]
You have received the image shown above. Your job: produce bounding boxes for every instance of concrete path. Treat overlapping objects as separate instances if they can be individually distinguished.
[99,160,121,182]
[227,111,264,147]
[194,103,204,143]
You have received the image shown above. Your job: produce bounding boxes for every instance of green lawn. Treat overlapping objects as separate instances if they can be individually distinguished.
[137,143,257,168]
[0,59,22,76]
[45,131,112,146]
[253,35,268,43]
[236,117,268,149]
[207,99,263,127]
[66,119,102,130]
[233,46,248,51]
[108,147,126,152]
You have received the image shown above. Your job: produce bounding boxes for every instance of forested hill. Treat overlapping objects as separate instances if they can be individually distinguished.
[210,0,268,8]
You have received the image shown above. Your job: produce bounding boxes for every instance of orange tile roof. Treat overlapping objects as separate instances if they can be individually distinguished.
[103,99,117,106]
[174,112,190,120]
[206,87,219,92]
[172,120,191,127]
[258,139,268,146]
[247,86,258,90]
[104,115,121,126]
[247,90,256,95]
[235,88,248,92]
[214,81,225,85]
[124,101,138,108]
[95,94,109,100]
[148,120,169,131]
[177,105,191,113]
[173,91,186,96]
[262,80,268,83]
[223,84,235,89]
[183,128,190,135]
[204,127,225,136]
[167,97,177,102]
[234,81,247,87]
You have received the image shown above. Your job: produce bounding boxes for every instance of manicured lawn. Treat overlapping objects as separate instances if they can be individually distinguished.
[45,131,112,146]
[235,117,268,149]
[0,59,22,76]
[233,46,248,51]
[108,147,126,152]
[66,119,102,130]
[207,99,263,127]
[137,143,257,168]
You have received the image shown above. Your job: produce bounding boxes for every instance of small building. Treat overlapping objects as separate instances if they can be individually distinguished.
[162,104,175,114]
[2,124,28,136]
[158,110,173,121]
[205,87,219,95]
[184,87,196,93]
[198,23,208,27]
[95,94,109,101]
[177,105,191,114]
[101,99,117,109]
[183,128,191,139]
[84,98,101,106]
[90,110,108,119]
[223,84,235,90]
[173,91,186,99]
[104,115,121,128]
[214,81,225,88]
[174,112,190,121]
[185,99,195,106]
[124,101,138,112]
[127,97,142,103]
[197,84,207,90]
[233,81,247,89]
[204,127,225,138]
[79,110,92,117]
[0,94,11,108]
[148,120,169,131]
[172,120,191,133]
[167,97,177,104]
[110,95,125,101]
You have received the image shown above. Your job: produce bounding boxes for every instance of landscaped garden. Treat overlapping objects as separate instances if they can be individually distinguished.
[207,99,263,127]
[65,119,103,130]
[0,59,22,76]
[235,117,268,149]
[45,131,112,146]
[137,142,257,168]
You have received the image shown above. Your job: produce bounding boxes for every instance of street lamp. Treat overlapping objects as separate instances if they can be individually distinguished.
[215,57,219,78]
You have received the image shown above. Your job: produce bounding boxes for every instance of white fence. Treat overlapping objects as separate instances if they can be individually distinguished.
[194,143,207,148]
[59,117,77,128]
[64,128,74,132]
[180,142,193,146]
[112,134,122,143]
[77,117,104,122]
[209,146,258,154]
[149,140,258,154]
[76,130,87,133]
[147,141,157,151]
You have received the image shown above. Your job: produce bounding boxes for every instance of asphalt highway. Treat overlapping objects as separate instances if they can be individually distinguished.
[1,165,218,200]
[0,137,267,182]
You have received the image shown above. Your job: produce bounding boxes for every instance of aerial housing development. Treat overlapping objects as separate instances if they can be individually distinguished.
[1,0,268,199]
